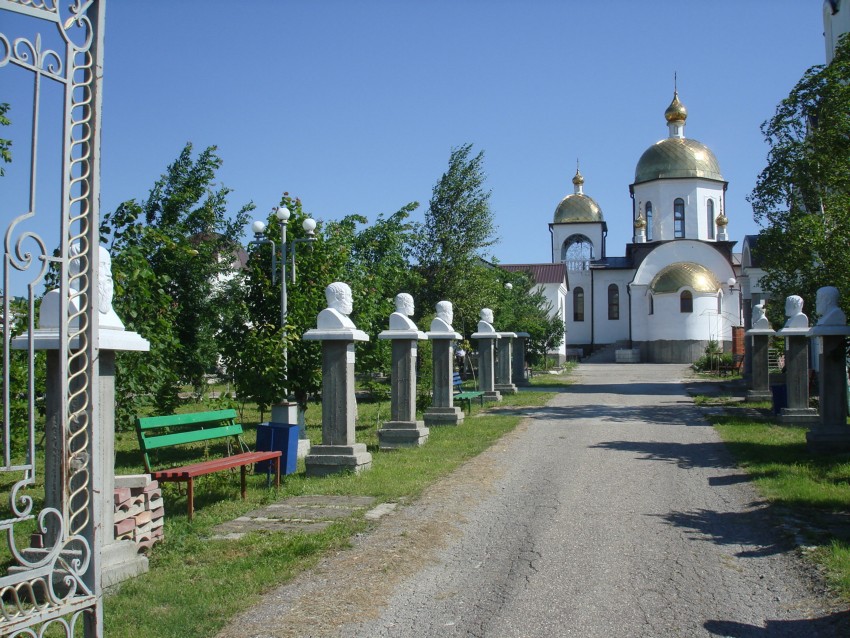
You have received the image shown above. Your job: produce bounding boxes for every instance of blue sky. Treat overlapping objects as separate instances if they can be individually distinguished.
[3,1,828,286]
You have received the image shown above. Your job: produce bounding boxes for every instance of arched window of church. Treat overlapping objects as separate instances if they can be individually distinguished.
[680,290,693,313]
[717,293,722,314]
[562,235,593,271]
[608,284,619,320]
[707,199,715,240]
[649,294,654,315]
[574,287,585,322]
[645,202,653,241]
[674,198,685,238]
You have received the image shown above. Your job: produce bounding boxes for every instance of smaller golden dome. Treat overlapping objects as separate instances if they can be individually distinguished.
[650,262,720,295]
[664,90,688,123]
[572,168,584,186]
[715,214,728,227]
[634,215,646,229]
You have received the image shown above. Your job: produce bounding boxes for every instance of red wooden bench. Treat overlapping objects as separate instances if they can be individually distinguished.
[135,409,281,521]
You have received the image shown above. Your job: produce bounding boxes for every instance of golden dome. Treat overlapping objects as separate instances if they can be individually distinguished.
[634,138,723,184]
[715,214,729,227]
[650,262,721,295]
[554,194,604,223]
[634,214,646,229]
[665,90,688,123]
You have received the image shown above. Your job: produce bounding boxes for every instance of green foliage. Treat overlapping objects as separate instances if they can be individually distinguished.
[0,299,46,451]
[100,144,252,425]
[692,340,732,373]
[0,102,10,176]
[416,144,499,332]
[749,34,850,317]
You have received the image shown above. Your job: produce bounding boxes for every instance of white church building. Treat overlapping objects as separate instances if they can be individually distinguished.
[504,91,743,363]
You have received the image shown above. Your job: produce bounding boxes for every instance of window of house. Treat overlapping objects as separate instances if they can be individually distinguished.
[574,287,585,322]
[608,284,619,320]
[707,199,715,240]
[680,290,693,313]
[674,198,685,238]
[646,202,653,241]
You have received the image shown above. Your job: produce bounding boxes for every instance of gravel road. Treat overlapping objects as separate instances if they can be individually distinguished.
[218,363,850,638]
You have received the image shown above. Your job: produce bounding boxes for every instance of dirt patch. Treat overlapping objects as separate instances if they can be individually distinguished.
[215,420,530,638]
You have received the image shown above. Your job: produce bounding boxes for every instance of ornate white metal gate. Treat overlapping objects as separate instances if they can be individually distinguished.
[1,1,105,636]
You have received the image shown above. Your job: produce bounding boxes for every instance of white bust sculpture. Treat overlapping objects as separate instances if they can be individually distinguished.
[317,282,356,329]
[39,244,124,330]
[782,294,809,330]
[430,300,455,332]
[815,286,846,327]
[389,292,418,330]
[751,301,771,330]
[477,307,496,333]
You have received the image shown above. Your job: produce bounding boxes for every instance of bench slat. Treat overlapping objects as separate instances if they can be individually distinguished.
[140,423,244,451]
[136,409,238,430]
[152,451,281,480]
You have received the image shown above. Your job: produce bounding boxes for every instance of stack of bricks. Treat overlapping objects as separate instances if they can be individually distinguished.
[114,474,164,552]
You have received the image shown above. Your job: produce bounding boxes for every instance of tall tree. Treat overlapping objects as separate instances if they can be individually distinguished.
[748,34,850,318]
[100,143,252,420]
[416,144,499,335]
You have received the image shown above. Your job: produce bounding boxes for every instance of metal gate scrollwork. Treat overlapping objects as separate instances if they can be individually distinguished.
[1,1,105,636]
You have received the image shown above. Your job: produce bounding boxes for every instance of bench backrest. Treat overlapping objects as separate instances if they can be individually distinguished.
[135,409,247,473]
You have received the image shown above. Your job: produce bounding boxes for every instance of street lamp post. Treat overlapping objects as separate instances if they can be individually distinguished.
[251,206,316,424]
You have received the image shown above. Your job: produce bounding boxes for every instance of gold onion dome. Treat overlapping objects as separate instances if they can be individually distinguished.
[634,214,647,229]
[553,194,604,223]
[650,262,721,295]
[572,168,584,186]
[716,213,729,227]
[634,138,722,183]
[664,90,688,123]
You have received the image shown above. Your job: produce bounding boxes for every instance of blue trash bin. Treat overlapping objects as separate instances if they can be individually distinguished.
[770,385,788,415]
[255,422,299,475]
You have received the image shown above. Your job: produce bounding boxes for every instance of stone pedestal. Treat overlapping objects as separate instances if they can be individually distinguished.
[746,328,774,402]
[806,328,850,453]
[495,332,518,394]
[472,332,501,402]
[13,328,151,587]
[377,329,429,448]
[302,329,372,475]
[424,332,464,426]
[777,329,818,425]
[512,332,530,386]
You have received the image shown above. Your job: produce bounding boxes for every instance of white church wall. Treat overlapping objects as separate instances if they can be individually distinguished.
[592,270,632,344]
[564,270,592,347]
[632,179,725,242]
[825,0,850,63]
[632,240,735,288]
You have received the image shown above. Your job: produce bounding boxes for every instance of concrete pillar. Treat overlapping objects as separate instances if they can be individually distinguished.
[14,329,151,586]
[806,332,850,452]
[778,333,818,424]
[377,326,428,448]
[495,332,518,394]
[512,332,530,386]
[424,334,464,426]
[302,331,372,476]
[472,334,501,402]
[746,329,774,402]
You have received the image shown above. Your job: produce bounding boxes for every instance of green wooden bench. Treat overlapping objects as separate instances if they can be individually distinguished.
[135,409,282,521]
[453,372,485,414]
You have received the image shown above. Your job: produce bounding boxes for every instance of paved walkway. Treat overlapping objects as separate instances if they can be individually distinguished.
[217,364,850,637]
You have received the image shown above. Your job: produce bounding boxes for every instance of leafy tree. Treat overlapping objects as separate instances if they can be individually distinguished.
[0,102,10,176]
[748,34,850,318]
[100,143,252,422]
[416,144,499,335]
[220,194,350,416]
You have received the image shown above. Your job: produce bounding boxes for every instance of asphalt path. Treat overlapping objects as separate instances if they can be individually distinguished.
[219,363,850,638]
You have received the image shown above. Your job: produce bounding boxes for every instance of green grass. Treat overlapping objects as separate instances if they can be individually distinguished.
[102,388,557,638]
[709,413,850,599]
